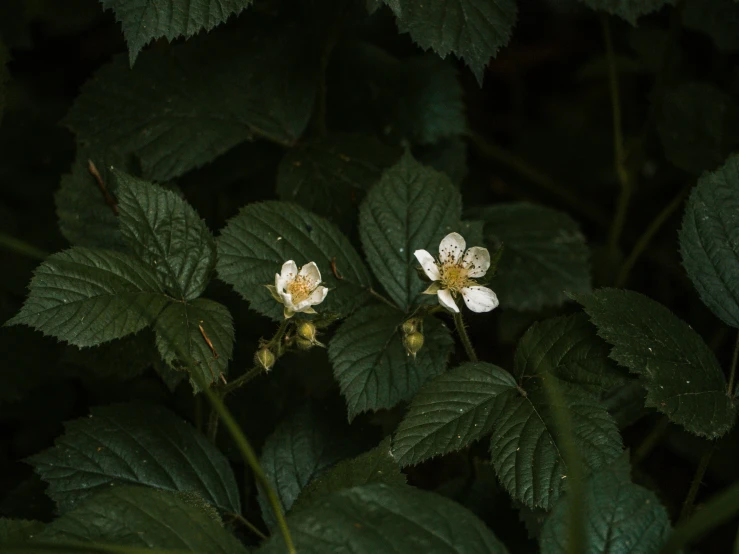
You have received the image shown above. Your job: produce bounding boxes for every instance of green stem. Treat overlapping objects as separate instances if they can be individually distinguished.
[368,287,399,310]
[222,366,264,397]
[453,311,478,362]
[225,511,269,540]
[727,330,739,398]
[679,444,715,523]
[206,405,220,442]
[0,232,49,260]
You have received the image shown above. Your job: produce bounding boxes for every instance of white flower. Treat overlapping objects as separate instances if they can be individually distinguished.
[267,260,329,319]
[414,232,499,314]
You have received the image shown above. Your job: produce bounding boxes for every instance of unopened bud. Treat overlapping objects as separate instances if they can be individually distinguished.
[254,347,276,372]
[403,331,424,358]
[295,337,314,351]
[297,321,318,342]
[401,318,417,336]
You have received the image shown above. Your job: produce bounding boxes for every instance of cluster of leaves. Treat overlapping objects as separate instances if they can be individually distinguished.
[3,0,739,553]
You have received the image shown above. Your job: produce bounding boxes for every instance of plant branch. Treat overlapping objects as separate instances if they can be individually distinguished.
[88,159,119,215]
[225,511,269,540]
[727,330,739,397]
[0,232,49,260]
[679,444,715,523]
[368,287,399,309]
[453,311,477,362]
[222,365,264,396]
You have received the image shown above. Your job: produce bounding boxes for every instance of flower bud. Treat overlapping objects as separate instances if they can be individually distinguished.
[401,318,417,336]
[254,347,276,372]
[296,321,318,343]
[295,337,314,351]
[403,331,424,358]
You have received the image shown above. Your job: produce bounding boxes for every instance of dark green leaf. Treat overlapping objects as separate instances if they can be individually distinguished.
[100,0,255,64]
[658,83,739,174]
[575,288,736,438]
[393,362,517,466]
[257,483,509,554]
[540,456,671,553]
[65,28,318,181]
[0,519,45,543]
[61,331,158,382]
[6,248,168,347]
[217,201,372,321]
[386,0,517,85]
[276,134,400,232]
[469,202,591,311]
[292,437,406,511]
[577,0,675,24]
[37,486,247,553]
[329,305,454,421]
[358,152,462,311]
[27,403,240,513]
[680,154,739,328]
[154,298,234,391]
[684,0,739,52]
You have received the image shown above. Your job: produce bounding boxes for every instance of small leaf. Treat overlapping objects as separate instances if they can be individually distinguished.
[393,362,517,466]
[680,154,739,328]
[37,486,247,553]
[329,305,454,421]
[575,288,737,438]
[469,202,591,311]
[217,201,372,321]
[6,248,168,347]
[385,0,517,85]
[292,437,406,511]
[0,519,45,543]
[154,298,234,391]
[540,456,671,553]
[257,483,509,554]
[100,0,255,64]
[276,133,400,232]
[359,152,462,311]
[684,0,739,52]
[27,403,240,513]
[576,0,675,25]
[116,170,216,300]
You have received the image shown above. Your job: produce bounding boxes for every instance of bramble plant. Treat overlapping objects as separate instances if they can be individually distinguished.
[3,0,739,553]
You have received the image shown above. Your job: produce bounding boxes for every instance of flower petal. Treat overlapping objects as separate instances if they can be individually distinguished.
[437,288,459,312]
[275,272,284,291]
[461,286,499,313]
[279,260,298,287]
[439,232,466,264]
[294,286,329,311]
[414,249,441,281]
[461,247,491,278]
[299,261,321,288]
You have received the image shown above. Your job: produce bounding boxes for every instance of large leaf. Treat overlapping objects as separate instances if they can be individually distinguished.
[514,313,629,395]
[276,134,400,232]
[100,0,254,64]
[469,202,591,311]
[217,201,372,320]
[540,456,671,553]
[657,83,739,174]
[329,305,454,421]
[37,486,247,553]
[6,248,168,347]
[0,519,45,543]
[575,288,736,438]
[577,0,675,24]
[680,154,739,328]
[27,403,240,513]
[358,153,462,311]
[385,0,517,85]
[684,0,739,52]
[257,483,509,554]
[65,28,318,181]
[116,170,216,300]
[154,298,234,391]
[393,362,517,466]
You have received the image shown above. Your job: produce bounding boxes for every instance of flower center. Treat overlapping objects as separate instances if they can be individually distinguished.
[286,276,313,303]
[440,263,472,293]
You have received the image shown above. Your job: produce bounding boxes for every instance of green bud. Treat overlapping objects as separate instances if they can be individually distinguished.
[254,347,276,372]
[295,337,314,351]
[296,321,318,342]
[401,318,417,336]
[403,331,424,358]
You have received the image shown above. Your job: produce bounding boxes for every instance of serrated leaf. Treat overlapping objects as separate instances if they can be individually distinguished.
[276,134,400,232]
[358,153,462,311]
[680,154,739,328]
[6,248,168,347]
[292,437,406,512]
[27,403,240,514]
[329,305,454,421]
[658,83,739,174]
[37,486,247,553]
[577,0,675,24]
[0,519,45,543]
[116,170,216,300]
[540,456,671,553]
[217,201,372,321]
[393,362,517,466]
[61,331,158,382]
[490,380,623,510]
[514,313,629,395]
[575,288,736,438]
[257,483,509,554]
[386,0,517,85]
[684,0,739,52]
[65,29,318,181]
[100,0,254,64]
[469,202,591,311]
[154,298,234,391]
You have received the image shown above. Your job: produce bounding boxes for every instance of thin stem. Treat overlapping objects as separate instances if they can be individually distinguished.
[615,187,690,287]
[207,405,220,442]
[727,331,739,397]
[0,232,49,260]
[222,366,264,396]
[225,511,269,541]
[679,445,715,523]
[453,311,478,362]
[368,287,399,309]
[632,416,670,465]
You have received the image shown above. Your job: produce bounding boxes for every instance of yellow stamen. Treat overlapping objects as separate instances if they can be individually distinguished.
[285,275,314,303]
[440,262,474,294]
